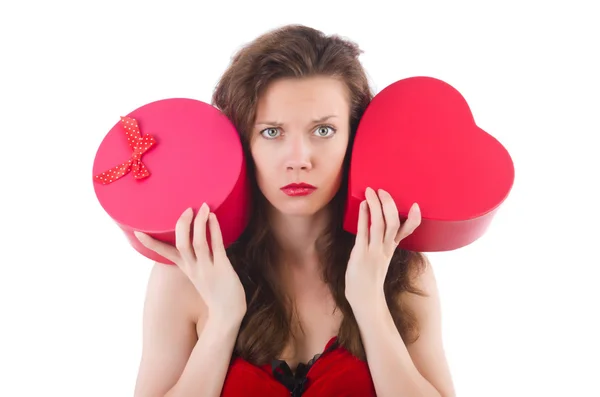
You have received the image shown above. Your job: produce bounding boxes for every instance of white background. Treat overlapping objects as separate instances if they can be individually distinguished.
[1,1,599,396]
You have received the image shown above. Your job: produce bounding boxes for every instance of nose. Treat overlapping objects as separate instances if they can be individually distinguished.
[285,134,312,171]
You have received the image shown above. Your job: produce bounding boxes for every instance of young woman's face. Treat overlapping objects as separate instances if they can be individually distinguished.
[250,76,351,217]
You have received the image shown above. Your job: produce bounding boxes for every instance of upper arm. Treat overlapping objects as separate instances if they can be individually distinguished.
[403,256,456,397]
[133,262,207,397]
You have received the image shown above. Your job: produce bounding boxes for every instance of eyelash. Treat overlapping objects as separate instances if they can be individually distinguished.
[260,125,337,139]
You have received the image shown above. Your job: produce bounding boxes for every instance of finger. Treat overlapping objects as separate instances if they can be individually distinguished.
[355,200,369,248]
[193,202,211,262]
[378,189,401,247]
[208,212,227,262]
[365,187,385,246]
[395,203,422,244]
[134,231,181,264]
[175,207,196,264]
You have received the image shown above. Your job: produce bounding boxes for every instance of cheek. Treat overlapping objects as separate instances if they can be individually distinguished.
[250,146,273,187]
[250,143,263,172]
[323,147,347,185]
[330,144,348,172]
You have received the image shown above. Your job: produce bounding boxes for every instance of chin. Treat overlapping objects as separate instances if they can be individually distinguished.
[269,191,336,217]
[274,201,323,217]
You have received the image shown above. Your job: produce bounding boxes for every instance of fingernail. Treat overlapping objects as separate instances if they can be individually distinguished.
[413,203,420,212]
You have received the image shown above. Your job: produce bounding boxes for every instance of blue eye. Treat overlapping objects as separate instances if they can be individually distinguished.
[261,128,280,139]
[260,125,336,139]
[314,125,336,137]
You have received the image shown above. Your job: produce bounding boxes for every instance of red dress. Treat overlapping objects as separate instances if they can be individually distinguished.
[220,337,377,396]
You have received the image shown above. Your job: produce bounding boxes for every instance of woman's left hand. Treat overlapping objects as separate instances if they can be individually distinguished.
[345,187,422,311]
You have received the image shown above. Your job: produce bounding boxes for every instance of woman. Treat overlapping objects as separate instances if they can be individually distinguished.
[133,24,455,397]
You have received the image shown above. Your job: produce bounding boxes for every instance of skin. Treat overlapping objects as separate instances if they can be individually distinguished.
[251,76,351,364]
[132,75,455,396]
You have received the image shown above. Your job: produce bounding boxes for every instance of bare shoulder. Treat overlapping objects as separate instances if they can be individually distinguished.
[133,262,208,397]
[145,262,207,323]
[406,254,437,299]
[400,255,456,396]
[400,254,440,337]
[147,262,205,313]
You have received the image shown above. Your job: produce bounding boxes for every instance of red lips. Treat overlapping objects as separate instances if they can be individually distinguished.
[281,183,317,197]
[281,183,316,189]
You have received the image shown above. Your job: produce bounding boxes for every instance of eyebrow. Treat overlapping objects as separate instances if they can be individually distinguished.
[255,115,338,127]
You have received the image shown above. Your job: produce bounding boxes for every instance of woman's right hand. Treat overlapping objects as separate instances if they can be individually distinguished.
[134,203,247,325]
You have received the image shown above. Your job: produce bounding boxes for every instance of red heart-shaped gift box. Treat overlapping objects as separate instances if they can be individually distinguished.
[92,98,250,264]
[344,76,515,252]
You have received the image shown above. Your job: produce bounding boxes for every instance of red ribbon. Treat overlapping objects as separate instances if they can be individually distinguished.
[94,116,157,185]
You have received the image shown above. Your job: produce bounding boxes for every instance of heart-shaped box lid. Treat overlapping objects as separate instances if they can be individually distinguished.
[344,76,515,251]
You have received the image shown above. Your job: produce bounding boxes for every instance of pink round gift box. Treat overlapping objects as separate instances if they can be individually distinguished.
[92,98,250,264]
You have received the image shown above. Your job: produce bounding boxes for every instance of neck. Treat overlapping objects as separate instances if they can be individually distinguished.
[267,204,331,268]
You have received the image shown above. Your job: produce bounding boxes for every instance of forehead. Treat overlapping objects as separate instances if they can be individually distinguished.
[255,76,350,123]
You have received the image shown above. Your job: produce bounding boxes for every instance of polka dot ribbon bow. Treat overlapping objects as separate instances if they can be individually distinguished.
[94,116,157,184]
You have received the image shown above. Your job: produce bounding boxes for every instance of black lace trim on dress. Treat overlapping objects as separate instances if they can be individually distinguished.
[271,340,339,397]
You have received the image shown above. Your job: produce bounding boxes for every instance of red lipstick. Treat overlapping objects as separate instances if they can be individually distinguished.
[280,183,317,197]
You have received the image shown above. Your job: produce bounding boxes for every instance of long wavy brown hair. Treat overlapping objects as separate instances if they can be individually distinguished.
[212,24,427,364]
